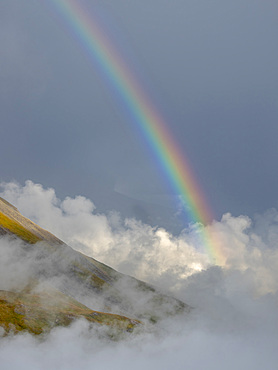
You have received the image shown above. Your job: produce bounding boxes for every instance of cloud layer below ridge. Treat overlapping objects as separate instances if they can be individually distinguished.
[0,180,278,369]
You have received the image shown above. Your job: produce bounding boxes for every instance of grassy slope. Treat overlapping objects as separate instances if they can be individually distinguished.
[0,212,42,244]
[0,289,140,335]
[0,203,141,334]
[0,198,189,335]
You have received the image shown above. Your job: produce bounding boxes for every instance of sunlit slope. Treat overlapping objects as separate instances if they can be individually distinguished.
[0,212,41,244]
[0,197,63,244]
[0,197,190,335]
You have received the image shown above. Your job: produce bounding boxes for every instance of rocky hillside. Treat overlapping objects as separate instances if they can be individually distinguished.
[0,197,190,336]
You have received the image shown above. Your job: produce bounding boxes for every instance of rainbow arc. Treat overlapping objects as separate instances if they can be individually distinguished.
[49,0,225,265]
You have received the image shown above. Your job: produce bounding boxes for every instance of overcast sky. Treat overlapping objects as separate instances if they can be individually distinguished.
[1,0,277,232]
[1,2,278,366]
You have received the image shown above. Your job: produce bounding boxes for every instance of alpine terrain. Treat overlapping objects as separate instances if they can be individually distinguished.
[0,197,190,337]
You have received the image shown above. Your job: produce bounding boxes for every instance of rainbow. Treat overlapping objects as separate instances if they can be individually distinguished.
[48,0,225,265]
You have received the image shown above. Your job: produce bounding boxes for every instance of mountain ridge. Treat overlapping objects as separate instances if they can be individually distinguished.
[0,197,190,336]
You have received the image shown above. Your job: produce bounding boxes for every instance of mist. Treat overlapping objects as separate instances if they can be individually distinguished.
[0,180,278,369]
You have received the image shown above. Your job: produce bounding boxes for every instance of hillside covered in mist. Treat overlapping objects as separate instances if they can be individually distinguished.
[1,182,278,369]
[0,196,189,336]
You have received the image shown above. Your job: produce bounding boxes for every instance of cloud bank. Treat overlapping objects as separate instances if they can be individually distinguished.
[0,180,278,369]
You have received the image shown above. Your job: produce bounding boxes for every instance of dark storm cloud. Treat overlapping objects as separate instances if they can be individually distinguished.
[1,0,277,230]
[106,0,278,217]
[1,2,278,365]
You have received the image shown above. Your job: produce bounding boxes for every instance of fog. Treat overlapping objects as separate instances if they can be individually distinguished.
[0,180,278,369]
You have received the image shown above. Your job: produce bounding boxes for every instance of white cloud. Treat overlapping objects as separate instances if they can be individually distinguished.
[0,316,277,370]
[0,180,210,287]
[1,180,278,368]
[2,180,278,295]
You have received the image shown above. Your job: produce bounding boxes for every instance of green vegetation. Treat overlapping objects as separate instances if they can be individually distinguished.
[0,290,140,335]
[0,212,42,244]
[0,197,189,337]
[70,260,109,292]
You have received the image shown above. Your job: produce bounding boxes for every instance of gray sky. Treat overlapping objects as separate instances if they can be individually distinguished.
[1,0,278,232]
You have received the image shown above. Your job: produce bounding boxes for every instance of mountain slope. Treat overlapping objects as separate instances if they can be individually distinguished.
[0,197,63,244]
[0,289,139,335]
[0,197,190,335]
